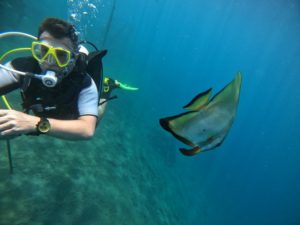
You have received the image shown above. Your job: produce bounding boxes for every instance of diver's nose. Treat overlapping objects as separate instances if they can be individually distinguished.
[45,54,56,65]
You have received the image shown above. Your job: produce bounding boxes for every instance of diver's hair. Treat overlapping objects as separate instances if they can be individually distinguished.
[38,17,79,51]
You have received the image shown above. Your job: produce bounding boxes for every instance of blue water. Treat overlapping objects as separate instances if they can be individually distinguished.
[1,0,300,224]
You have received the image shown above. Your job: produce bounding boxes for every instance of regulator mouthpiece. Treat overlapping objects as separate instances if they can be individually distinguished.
[30,70,58,87]
[41,71,58,87]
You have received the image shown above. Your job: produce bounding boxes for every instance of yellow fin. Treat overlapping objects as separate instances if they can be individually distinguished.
[207,72,242,108]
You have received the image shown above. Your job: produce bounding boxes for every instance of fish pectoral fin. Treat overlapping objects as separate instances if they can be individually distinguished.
[179,146,202,156]
[183,88,212,111]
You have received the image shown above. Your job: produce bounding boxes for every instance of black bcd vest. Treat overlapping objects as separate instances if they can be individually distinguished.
[10,50,107,119]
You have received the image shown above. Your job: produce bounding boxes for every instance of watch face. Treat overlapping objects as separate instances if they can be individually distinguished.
[38,120,50,133]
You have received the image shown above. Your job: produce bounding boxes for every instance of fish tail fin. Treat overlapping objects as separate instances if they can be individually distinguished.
[179,146,202,156]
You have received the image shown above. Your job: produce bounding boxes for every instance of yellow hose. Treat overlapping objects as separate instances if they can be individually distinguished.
[0,47,31,62]
[1,96,12,109]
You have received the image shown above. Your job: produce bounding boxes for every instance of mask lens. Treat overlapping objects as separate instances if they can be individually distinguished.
[33,43,50,60]
[55,49,70,65]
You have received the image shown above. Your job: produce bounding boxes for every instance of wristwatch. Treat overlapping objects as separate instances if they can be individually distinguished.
[36,117,51,134]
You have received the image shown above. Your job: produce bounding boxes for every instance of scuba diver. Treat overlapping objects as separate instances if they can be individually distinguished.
[0,17,138,140]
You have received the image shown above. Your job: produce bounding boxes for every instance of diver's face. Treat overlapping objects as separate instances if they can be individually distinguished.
[38,31,77,73]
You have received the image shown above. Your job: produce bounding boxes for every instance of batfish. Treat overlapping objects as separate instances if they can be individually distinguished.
[160,72,242,156]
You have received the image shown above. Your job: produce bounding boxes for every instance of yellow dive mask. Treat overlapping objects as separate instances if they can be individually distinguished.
[31,41,72,67]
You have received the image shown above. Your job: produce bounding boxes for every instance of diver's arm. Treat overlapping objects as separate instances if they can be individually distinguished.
[47,115,97,140]
[0,109,97,140]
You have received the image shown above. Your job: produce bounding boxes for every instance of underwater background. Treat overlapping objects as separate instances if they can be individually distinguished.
[1,0,300,224]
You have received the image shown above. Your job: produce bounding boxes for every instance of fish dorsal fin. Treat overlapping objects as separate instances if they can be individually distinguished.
[207,72,242,108]
[183,88,212,111]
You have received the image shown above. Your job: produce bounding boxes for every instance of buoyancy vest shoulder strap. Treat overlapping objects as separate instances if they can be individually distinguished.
[86,50,107,95]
